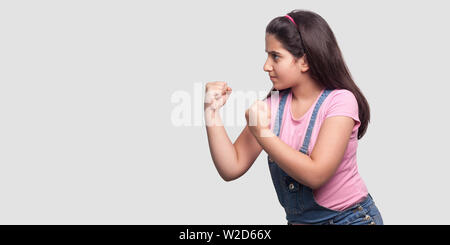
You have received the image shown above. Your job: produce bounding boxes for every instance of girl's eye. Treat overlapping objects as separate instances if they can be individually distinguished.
[272,54,279,60]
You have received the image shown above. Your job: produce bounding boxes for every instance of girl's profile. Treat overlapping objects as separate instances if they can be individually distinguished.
[204,9,383,225]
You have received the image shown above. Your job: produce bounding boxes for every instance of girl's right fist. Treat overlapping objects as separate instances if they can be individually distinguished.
[204,81,232,111]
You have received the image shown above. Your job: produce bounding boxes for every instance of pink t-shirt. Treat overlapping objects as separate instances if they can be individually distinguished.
[265,88,368,211]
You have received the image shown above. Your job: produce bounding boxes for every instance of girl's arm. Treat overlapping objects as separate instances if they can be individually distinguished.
[253,116,355,189]
[205,109,263,181]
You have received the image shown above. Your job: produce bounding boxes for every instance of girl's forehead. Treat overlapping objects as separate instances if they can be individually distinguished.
[265,33,280,43]
[265,34,286,53]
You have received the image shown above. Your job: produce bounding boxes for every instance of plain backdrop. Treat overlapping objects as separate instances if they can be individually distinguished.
[1,0,449,225]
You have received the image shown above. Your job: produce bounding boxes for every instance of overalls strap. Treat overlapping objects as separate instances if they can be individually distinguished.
[273,90,290,138]
[299,89,332,155]
[273,89,332,152]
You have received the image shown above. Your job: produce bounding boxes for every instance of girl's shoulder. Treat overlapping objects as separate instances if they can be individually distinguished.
[326,88,357,105]
[321,88,360,126]
[329,88,354,97]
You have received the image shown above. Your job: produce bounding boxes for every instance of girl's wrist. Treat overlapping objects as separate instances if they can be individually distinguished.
[204,106,222,127]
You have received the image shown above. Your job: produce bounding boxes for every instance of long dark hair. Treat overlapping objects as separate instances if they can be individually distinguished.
[264,9,370,140]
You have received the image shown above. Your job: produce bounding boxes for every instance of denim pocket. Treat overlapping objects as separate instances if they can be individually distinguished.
[367,203,384,225]
[331,205,376,225]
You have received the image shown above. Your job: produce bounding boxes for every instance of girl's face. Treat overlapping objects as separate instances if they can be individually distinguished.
[263,33,308,90]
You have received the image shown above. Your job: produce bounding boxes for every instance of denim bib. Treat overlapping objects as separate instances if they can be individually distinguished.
[268,88,342,224]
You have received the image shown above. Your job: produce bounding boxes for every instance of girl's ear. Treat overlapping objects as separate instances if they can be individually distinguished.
[296,54,309,72]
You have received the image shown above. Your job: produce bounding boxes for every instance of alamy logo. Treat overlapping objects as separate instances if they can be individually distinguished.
[170,82,279,128]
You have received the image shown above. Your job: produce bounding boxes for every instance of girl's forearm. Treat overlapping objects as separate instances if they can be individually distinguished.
[204,108,239,181]
[254,132,321,189]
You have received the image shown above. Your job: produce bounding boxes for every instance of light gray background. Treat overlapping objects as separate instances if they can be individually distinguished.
[1,0,449,225]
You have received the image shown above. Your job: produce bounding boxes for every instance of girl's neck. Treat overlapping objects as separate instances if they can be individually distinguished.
[291,78,324,103]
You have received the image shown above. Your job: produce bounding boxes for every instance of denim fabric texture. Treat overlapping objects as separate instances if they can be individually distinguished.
[268,89,383,225]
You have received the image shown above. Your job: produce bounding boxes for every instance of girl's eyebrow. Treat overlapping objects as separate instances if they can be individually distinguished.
[265,50,281,55]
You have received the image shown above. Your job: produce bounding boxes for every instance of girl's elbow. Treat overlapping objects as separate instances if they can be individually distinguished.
[302,169,325,189]
[219,171,240,182]
[309,173,331,190]
[221,175,235,182]
[219,163,246,182]
[310,181,324,190]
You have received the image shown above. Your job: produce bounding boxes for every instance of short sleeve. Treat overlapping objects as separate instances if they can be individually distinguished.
[324,90,361,132]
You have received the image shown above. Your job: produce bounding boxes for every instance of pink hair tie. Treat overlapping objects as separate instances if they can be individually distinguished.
[285,15,298,28]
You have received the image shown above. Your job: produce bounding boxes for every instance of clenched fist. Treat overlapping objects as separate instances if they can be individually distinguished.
[245,100,274,138]
[204,81,232,111]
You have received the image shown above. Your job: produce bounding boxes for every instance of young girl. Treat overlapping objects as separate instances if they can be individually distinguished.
[204,9,383,225]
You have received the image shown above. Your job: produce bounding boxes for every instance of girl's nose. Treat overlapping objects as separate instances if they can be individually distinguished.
[263,60,272,72]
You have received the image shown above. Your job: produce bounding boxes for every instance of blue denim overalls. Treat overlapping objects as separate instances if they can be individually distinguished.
[268,89,383,225]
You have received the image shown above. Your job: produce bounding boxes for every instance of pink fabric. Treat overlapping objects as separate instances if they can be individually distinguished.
[265,89,368,211]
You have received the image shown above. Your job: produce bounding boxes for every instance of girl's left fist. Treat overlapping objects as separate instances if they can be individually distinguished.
[245,100,273,137]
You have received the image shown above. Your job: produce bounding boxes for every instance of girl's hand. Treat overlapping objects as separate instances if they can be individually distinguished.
[204,81,232,111]
[245,100,273,138]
